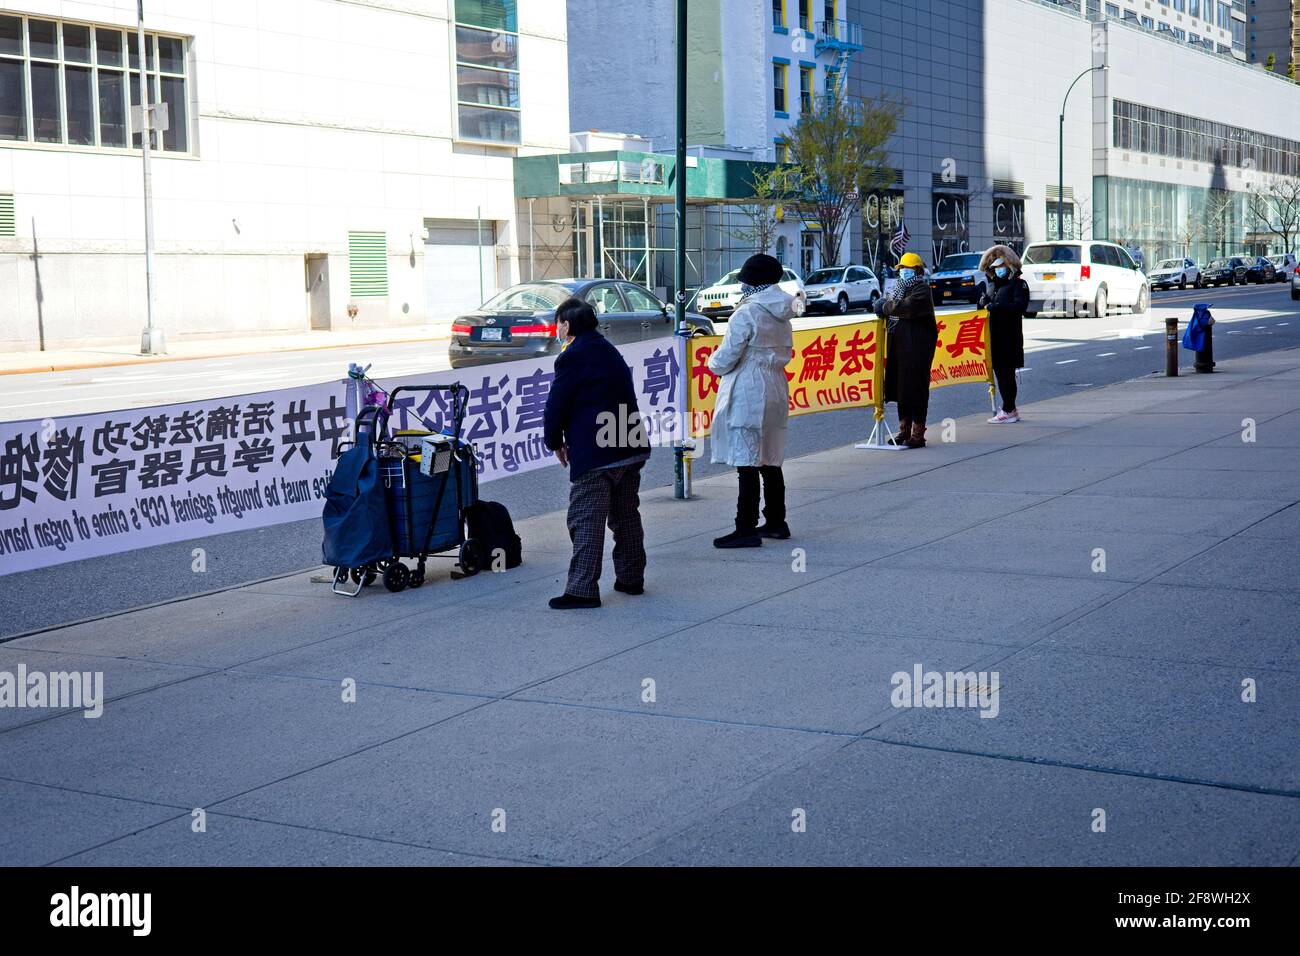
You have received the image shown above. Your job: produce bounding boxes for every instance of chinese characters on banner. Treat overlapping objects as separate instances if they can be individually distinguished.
[1,339,687,576]
[929,309,994,390]
[370,337,686,479]
[0,384,348,576]
[687,319,886,439]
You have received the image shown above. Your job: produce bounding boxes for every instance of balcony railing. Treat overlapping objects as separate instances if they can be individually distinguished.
[815,19,864,54]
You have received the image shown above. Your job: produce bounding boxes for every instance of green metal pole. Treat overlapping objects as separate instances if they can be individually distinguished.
[673,0,688,499]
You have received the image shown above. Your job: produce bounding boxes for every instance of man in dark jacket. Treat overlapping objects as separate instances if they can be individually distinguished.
[977,244,1030,423]
[543,298,650,609]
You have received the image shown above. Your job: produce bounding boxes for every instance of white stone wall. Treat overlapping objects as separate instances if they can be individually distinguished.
[0,0,570,351]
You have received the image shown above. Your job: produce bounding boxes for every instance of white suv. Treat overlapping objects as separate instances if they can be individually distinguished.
[696,267,804,319]
[802,264,881,315]
[1148,257,1201,291]
[1022,241,1150,318]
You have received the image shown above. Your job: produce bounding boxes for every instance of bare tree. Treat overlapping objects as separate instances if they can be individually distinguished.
[1202,188,1238,259]
[731,164,803,256]
[785,90,901,267]
[1247,177,1300,253]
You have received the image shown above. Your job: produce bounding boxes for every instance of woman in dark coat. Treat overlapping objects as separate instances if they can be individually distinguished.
[872,251,938,448]
[977,244,1029,423]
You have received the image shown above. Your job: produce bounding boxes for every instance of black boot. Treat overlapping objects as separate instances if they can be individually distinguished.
[756,522,791,539]
[714,527,762,548]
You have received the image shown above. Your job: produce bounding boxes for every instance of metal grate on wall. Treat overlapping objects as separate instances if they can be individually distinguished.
[1045,185,1076,201]
[348,231,388,298]
[993,179,1027,196]
[0,194,14,238]
[931,172,970,191]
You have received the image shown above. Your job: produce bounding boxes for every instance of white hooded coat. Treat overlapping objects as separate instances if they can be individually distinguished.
[707,285,796,467]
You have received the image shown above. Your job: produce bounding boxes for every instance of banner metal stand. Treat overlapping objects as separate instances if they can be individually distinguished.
[855,407,903,451]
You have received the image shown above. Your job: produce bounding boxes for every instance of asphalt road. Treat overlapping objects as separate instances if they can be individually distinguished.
[3,281,1298,637]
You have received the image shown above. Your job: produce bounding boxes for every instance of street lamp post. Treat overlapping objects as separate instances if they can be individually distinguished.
[136,0,163,355]
[1058,64,1105,241]
[673,0,688,499]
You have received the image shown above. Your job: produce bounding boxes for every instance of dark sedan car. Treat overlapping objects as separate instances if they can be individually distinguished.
[448,279,714,369]
[1201,257,1250,287]
[1246,256,1277,284]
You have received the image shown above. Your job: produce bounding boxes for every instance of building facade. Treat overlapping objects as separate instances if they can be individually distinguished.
[0,0,569,352]
[846,0,1300,274]
[567,0,864,281]
[1247,0,1299,70]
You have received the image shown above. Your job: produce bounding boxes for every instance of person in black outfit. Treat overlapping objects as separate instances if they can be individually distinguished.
[977,244,1030,423]
[870,251,939,447]
[543,298,650,609]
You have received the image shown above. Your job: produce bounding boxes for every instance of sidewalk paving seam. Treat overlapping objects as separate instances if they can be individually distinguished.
[40,806,550,869]
[857,737,1300,800]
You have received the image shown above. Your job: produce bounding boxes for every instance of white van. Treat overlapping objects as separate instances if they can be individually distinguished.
[1022,241,1150,318]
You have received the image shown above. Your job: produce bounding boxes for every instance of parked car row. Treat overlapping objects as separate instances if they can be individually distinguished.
[449,245,1300,366]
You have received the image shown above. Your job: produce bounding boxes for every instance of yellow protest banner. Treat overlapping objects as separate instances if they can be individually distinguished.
[930,309,994,390]
[687,319,886,439]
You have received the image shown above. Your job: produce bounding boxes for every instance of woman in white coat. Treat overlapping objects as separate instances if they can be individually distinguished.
[708,253,797,548]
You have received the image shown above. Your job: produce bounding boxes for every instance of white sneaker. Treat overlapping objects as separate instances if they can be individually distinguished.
[987,409,1020,424]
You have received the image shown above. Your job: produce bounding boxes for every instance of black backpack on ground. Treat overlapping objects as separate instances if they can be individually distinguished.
[463,500,523,570]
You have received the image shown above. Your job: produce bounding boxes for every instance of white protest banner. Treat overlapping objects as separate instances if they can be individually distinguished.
[0,383,348,576]
[1,337,688,576]
[370,337,687,482]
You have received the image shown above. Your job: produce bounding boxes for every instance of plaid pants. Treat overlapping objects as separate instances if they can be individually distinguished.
[565,463,646,599]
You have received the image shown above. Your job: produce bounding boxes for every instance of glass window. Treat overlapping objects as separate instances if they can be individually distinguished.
[65,64,94,145]
[0,16,21,56]
[454,2,520,144]
[28,19,58,59]
[30,61,61,143]
[159,75,187,152]
[98,68,126,146]
[96,28,122,66]
[457,103,519,143]
[455,0,517,32]
[0,59,26,141]
[583,284,626,314]
[1025,244,1082,264]
[128,32,155,71]
[773,62,787,113]
[799,66,812,113]
[0,16,188,152]
[454,25,517,70]
[772,0,785,28]
[456,64,519,108]
[157,35,184,73]
[621,284,662,311]
[63,23,91,63]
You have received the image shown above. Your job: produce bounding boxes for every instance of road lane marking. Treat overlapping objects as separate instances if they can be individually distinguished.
[1056,359,1077,365]
[1096,352,1116,357]
[1134,346,1152,350]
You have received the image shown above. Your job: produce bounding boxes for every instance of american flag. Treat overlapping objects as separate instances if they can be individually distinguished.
[890,223,910,258]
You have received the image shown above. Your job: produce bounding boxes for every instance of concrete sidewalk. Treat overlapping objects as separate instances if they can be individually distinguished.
[0,323,451,376]
[2,350,1299,866]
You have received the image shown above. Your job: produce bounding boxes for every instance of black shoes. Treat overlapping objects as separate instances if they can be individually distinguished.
[714,528,763,549]
[757,522,791,540]
[613,580,644,595]
[548,593,601,610]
